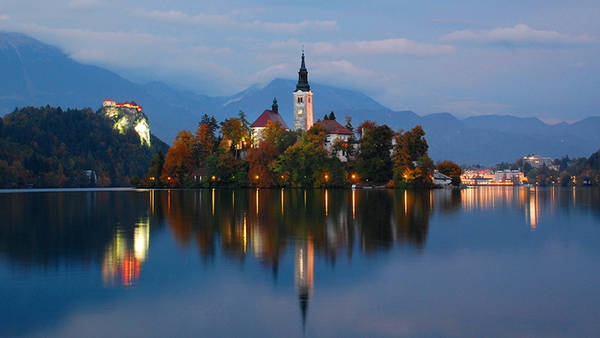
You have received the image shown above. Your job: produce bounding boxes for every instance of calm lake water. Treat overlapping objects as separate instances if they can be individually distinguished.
[1,187,600,337]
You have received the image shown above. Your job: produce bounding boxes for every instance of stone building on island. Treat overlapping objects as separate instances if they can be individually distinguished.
[250,97,288,146]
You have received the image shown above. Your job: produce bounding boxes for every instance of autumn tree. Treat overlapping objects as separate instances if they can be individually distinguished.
[162,130,195,183]
[219,117,249,158]
[247,141,279,187]
[262,120,297,154]
[194,122,215,167]
[392,126,433,186]
[436,160,462,186]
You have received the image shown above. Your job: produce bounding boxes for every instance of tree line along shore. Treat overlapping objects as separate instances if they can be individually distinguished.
[137,112,460,189]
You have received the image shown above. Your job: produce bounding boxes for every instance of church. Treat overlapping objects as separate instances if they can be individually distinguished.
[250,51,314,144]
[250,52,353,161]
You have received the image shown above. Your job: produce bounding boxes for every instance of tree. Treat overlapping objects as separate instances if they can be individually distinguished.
[393,126,433,186]
[355,121,394,183]
[194,122,215,167]
[262,120,297,154]
[328,111,336,120]
[147,152,165,181]
[200,114,219,135]
[219,117,248,157]
[247,141,279,187]
[239,110,251,133]
[436,160,461,177]
[275,125,329,187]
[162,130,195,183]
[436,160,461,186]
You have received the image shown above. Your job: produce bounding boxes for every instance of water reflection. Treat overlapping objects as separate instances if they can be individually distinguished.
[0,191,159,269]
[3,187,598,275]
[102,218,149,287]
[2,187,600,336]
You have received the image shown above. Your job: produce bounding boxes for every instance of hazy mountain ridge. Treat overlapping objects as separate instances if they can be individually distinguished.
[1,32,599,164]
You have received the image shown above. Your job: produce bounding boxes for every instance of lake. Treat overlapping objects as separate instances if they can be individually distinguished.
[1,187,599,337]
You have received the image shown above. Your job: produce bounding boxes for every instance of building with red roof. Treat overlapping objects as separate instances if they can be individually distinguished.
[314,118,354,162]
[251,98,289,146]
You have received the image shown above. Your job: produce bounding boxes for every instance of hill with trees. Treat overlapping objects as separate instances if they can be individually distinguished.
[0,106,168,188]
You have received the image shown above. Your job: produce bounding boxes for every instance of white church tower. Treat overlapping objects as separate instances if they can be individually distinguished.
[293,51,313,131]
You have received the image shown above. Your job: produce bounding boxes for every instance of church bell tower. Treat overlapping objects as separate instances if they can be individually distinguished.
[293,51,313,131]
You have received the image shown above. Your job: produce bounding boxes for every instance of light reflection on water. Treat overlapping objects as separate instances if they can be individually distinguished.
[1,187,600,337]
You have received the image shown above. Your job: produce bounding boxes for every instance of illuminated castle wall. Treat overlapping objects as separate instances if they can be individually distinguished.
[101,98,151,146]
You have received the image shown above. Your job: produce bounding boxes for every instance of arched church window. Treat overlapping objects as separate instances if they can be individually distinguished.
[298,97,303,104]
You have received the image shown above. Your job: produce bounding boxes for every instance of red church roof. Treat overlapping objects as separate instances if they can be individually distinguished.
[315,119,353,135]
[251,110,289,129]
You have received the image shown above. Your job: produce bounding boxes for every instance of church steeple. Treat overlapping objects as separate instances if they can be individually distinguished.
[296,51,310,92]
[272,97,279,113]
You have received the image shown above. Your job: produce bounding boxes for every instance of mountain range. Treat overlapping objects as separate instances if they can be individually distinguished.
[1,31,599,165]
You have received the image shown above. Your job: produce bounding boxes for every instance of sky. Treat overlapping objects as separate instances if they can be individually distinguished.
[1,0,599,122]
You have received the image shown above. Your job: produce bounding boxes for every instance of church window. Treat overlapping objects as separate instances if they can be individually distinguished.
[297,97,303,104]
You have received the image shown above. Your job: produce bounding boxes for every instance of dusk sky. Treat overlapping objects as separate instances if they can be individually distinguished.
[1,0,599,122]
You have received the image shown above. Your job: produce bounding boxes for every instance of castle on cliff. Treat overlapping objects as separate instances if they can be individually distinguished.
[101,99,151,146]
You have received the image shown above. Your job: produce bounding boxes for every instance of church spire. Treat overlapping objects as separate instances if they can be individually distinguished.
[296,51,310,92]
[272,97,279,113]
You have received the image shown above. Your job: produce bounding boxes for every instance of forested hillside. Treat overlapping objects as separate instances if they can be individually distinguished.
[0,106,168,188]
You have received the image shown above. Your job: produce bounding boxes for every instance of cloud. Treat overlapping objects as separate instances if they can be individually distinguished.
[0,14,9,20]
[133,8,337,34]
[68,0,103,9]
[442,24,595,46]
[269,38,454,57]
[313,59,374,77]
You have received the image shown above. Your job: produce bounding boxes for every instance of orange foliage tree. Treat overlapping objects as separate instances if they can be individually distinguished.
[247,141,279,187]
[195,123,215,167]
[161,130,195,183]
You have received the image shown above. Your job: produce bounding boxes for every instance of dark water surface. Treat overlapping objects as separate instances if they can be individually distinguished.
[1,187,599,337]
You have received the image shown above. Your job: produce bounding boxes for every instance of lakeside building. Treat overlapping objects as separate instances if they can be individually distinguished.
[461,169,525,185]
[314,118,353,162]
[250,98,288,146]
[433,170,452,185]
[523,154,558,171]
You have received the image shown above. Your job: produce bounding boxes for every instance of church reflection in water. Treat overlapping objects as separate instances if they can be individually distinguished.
[161,188,445,324]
